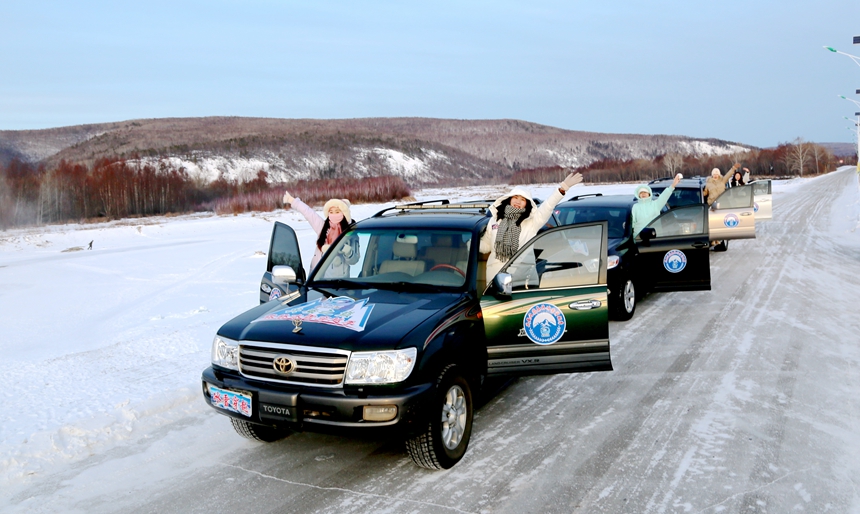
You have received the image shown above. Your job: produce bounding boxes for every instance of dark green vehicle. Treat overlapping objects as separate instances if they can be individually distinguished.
[202,201,613,469]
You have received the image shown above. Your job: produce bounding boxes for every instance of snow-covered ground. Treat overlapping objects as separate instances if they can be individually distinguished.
[0,172,850,505]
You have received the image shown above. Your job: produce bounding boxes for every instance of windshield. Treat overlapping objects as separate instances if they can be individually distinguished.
[311,228,473,289]
[650,186,703,209]
[555,206,629,239]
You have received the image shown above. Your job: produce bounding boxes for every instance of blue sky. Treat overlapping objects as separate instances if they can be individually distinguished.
[1,1,859,148]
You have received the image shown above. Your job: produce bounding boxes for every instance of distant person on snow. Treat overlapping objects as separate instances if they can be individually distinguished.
[282,191,360,277]
[631,173,682,237]
[480,171,583,279]
[703,163,740,205]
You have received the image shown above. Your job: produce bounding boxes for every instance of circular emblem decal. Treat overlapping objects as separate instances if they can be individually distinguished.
[272,355,296,376]
[269,287,282,301]
[723,213,740,228]
[523,303,566,345]
[754,202,759,213]
[663,249,687,273]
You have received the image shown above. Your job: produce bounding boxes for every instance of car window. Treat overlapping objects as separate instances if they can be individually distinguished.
[651,186,702,209]
[555,206,629,239]
[313,229,473,288]
[752,181,771,195]
[505,224,603,291]
[645,205,706,237]
[713,186,753,209]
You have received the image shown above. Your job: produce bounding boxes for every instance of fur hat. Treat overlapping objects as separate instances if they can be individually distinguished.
[323,198,351,223]
[634,184,652,199]
[711,168,721,177]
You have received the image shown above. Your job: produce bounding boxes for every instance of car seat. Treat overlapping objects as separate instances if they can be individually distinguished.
[379,241,426,276]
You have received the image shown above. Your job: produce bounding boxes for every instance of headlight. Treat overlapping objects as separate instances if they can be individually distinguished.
[211,335,239,370]
[607,255,620,269]
[345,348,417,385]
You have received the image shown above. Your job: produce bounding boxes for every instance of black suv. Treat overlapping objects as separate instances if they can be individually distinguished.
[554,194,712,321]
[203,201,613,469]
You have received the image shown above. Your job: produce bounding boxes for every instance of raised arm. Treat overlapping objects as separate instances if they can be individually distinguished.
[723,163,740,184]
[285,192,325,235]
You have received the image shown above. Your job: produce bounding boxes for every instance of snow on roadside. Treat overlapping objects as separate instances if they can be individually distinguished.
[0,177,799,487]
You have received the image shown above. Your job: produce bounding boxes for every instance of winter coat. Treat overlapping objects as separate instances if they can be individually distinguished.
[631,184,675,236]
[480,187,565,279]
[704,169,735,205]
[291,198,359,276]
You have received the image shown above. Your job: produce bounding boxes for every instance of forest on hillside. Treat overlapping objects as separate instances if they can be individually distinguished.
[0,138,848,230]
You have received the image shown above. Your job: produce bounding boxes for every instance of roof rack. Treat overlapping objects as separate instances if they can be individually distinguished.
[372,199,493,217]
[567,193,604,201]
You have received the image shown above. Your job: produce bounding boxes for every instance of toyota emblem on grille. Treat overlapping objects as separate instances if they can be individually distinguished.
[272,355,296,376]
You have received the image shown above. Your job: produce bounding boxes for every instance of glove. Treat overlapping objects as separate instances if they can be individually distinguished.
[560,172,583,191]
[282,190,295,205]
[340,243,352,256]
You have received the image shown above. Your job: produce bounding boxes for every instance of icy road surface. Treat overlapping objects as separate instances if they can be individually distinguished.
[1,169,859,513]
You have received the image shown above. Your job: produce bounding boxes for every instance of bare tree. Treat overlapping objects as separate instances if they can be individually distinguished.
[781,138,812,177]
[810,143,833,175]
[663,153,684,175]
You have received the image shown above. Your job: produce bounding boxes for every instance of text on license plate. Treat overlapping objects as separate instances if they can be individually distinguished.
[210,385,252,417]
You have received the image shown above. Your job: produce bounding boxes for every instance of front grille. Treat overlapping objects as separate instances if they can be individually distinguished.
[239,342,350,388]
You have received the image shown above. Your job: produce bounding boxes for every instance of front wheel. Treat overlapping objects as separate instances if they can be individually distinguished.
[610,277,636,321]
[230,418,290,442]
[406,367,473,470]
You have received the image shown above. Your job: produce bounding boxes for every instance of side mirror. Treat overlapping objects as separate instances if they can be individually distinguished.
[639,228,656,246]
[272,265,298,285]
[492,272,512,296]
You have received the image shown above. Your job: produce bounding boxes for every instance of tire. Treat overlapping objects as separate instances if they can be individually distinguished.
[610,277,636,321]
[714,240,729,252]
[406,366,473,470]
[230,418,290,443]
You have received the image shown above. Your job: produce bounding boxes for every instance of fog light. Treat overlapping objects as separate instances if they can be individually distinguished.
[363,405,397,422]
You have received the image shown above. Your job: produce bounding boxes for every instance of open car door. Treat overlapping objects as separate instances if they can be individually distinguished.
[751,180,773,221]
[259,221,306,304]
[480,223,612,377]
[708,184,756,241]
[636,204,711,292]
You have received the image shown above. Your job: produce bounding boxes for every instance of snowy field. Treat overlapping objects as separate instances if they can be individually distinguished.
[1,172,856,511]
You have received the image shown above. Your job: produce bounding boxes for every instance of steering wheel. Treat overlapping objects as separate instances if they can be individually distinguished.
[429,264,466,277]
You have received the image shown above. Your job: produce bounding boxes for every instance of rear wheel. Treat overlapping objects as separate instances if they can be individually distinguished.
[406,366,473,470]
[230,418,290,442]
[610,277,636,321]
[714,240,729,252]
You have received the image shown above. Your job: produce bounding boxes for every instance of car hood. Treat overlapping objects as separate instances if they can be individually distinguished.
[218,287,463,352]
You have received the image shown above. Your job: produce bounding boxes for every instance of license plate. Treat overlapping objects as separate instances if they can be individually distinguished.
[209,385,253,417]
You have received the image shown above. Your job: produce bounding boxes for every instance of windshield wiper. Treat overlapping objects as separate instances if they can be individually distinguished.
[386,281,447,293]
[310,279,378,290]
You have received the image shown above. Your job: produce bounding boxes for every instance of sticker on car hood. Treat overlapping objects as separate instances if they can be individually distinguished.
[252,296,374,332]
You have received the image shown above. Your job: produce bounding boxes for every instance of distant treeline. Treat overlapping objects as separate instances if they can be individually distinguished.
[0,157,411,229]
[510,141,851,185]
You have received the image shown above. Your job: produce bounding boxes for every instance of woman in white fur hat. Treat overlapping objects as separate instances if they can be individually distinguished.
[480,171,583,280]
[282,191,359,276]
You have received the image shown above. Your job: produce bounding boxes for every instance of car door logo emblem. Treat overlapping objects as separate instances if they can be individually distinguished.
[269,287,282,301]
[523,303,566,345]
[663,249,687,273]
[754,202,759,213]
[723,213,740,227]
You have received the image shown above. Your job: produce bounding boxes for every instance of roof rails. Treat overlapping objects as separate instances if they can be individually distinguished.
[567,193,604,201]
[371,199,492,217]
